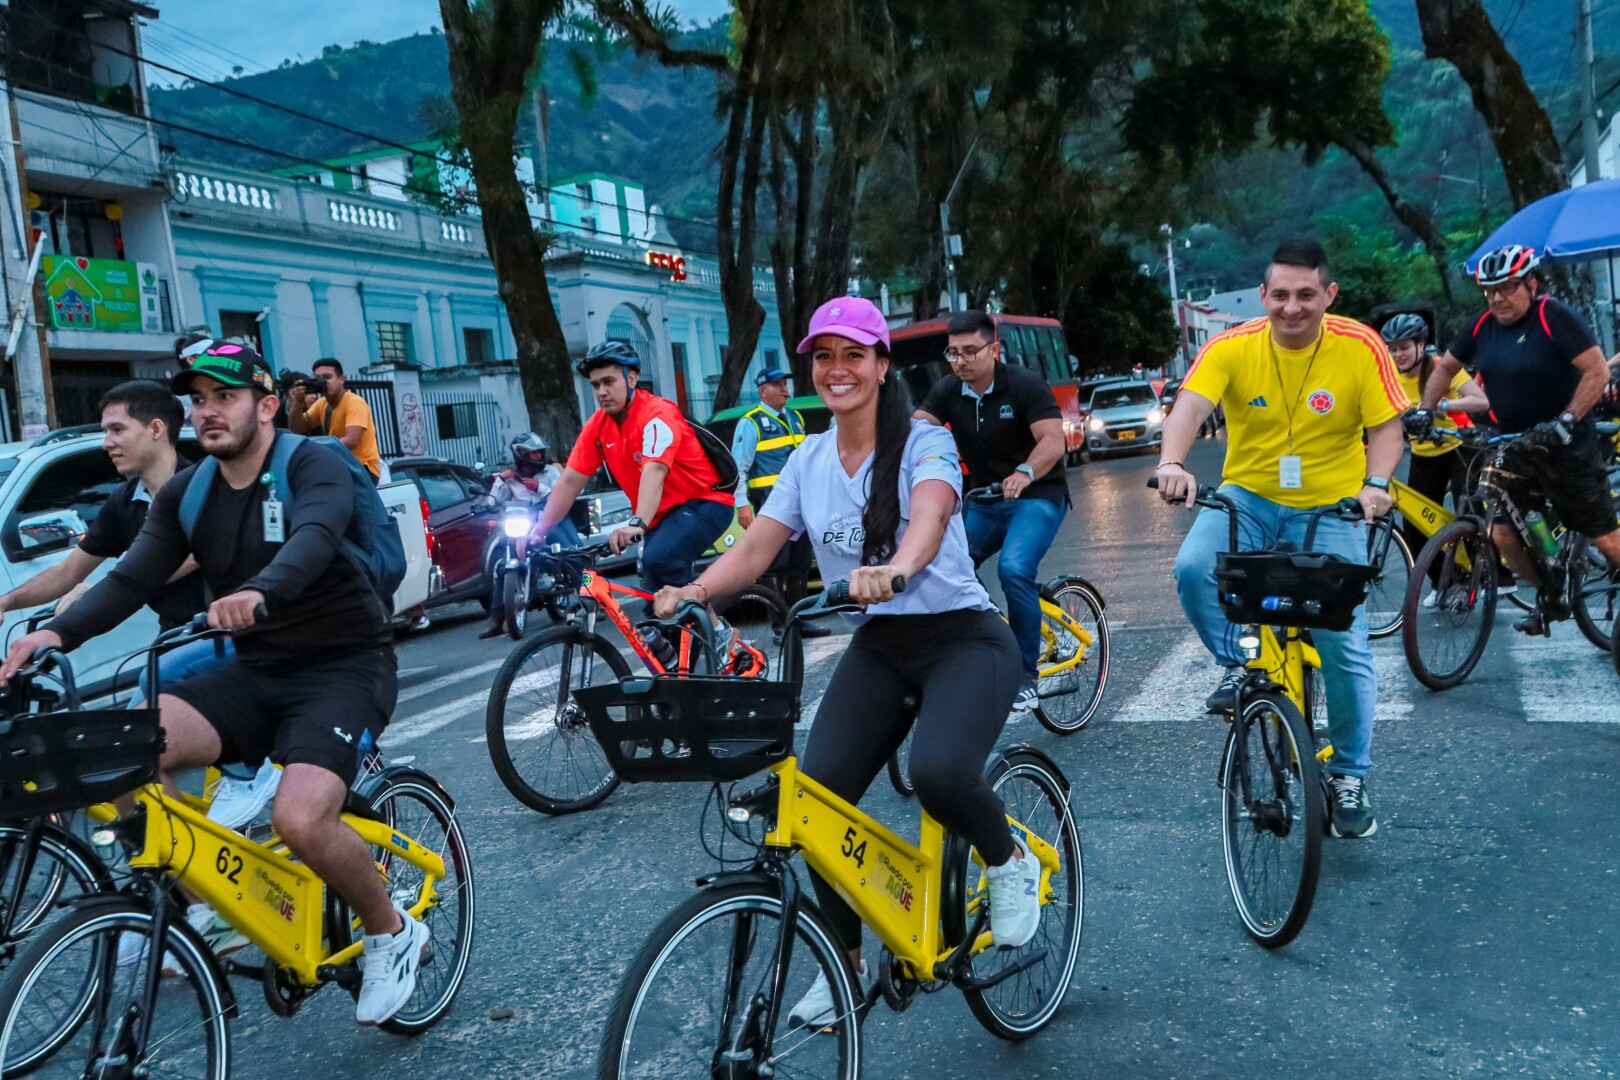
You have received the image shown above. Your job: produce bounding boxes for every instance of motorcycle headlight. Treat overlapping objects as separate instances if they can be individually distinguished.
[502,510,531,538]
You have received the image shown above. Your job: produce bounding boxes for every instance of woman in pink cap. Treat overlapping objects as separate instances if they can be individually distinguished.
[656,295,1041,1024]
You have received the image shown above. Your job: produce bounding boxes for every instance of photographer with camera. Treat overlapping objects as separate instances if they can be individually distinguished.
[288,358,381,482]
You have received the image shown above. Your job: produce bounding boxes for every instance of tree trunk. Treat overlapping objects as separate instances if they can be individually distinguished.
[1413,0,1566,210]
[1333,128,1455,301]
[769,105,818,391]
[439,0,579,450]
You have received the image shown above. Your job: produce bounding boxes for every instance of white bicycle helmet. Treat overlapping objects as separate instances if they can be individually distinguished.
[1474,245,1540,287]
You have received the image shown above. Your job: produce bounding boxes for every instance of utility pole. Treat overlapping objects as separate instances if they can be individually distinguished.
[1579,0,1604,186]
[1,77,50,436]
[939,203,961,313]
[1161,224,1186,371]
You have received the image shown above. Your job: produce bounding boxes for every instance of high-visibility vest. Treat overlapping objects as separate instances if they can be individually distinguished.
[742,405,807,492]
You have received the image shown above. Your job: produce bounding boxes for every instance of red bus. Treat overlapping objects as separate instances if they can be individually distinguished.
[889,314,1086,464]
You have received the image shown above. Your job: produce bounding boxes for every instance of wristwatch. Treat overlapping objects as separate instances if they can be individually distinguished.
[1014,464,1035,480]
[625,516,647,531]
[1362,476,1390,491]
[1559,411,1578,427]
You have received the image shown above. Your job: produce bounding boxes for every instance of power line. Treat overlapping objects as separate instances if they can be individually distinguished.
[7,3,735,237]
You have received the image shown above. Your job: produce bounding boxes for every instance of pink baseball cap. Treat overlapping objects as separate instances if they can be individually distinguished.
[796,296,890,354]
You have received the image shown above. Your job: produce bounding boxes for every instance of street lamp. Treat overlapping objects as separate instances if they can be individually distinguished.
[939,135,982,314]
[1161,224,1193,371]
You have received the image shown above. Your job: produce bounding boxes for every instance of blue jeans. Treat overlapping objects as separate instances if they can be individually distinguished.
[965,495,1068,683]
[640,498,734,591]
[1171,485,1377,778]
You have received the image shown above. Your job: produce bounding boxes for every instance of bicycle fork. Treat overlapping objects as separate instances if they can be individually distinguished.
[713,861,803,1075]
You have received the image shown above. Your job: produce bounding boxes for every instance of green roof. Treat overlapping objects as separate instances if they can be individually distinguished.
[707,395,826,425]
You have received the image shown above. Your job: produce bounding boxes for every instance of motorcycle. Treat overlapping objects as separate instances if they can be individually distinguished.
[493,503,581,639]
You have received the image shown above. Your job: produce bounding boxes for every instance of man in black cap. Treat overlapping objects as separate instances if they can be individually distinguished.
[731,368,821,620]
[0,343,427,1028]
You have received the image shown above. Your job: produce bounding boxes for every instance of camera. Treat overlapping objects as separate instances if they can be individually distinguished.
[300,374,328,395]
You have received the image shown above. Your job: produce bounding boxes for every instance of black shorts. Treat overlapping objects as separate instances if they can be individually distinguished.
[1498,436,1619,540]
[167,646,397,786]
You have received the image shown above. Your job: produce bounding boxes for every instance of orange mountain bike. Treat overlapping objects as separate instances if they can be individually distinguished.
[484,540,788,814]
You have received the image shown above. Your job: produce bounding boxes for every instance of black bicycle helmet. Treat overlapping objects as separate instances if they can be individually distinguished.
[576,340,642,377]
[1474,245,1540,288]
[511,431,548,468]
[1380,312,1428,344]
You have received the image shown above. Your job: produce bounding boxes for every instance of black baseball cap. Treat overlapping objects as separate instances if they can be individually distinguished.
[171,342,277,395]
[755,367,789,387]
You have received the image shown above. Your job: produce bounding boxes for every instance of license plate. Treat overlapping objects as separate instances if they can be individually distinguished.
[1114,429,1139,440]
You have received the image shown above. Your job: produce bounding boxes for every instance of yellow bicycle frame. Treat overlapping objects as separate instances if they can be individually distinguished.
[761,760,1062,981]
[1244,624,1333,763]
[1388,477,1453,541]
[1035,599,1095,678]
[122,784,445,987]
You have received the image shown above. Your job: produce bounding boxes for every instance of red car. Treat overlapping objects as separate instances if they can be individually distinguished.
[389,457,503,610]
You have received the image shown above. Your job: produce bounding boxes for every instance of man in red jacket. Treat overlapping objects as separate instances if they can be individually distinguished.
[531,341,734,592]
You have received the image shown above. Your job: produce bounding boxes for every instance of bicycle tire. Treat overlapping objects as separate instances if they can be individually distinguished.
[0,821,113,964]
[1035,583,1109,734]
[1220,691,1323,948]
[1365,527,1414,639]
[1402,519,1497,690]
[598,882,860,1080]
[886,731,915,798]
[484,625,631,814]
[944,747,1083,1039]
[1568,534,1619,651]
[1303,663,1328,737]
[502,564,529,640]
[366,770,475,1035]
[0,898,231,1079]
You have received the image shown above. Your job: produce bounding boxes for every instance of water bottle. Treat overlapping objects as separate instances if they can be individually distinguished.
[1260,596,1294,614]
[1524,511,1559,558]
[638,625,677,667]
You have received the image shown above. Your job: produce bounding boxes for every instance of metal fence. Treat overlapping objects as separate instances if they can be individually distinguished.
[348,380,401,458]
[421,392,508,468]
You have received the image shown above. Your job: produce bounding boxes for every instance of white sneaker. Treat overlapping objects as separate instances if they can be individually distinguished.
[356,906,430,1026]
[162,903,248,975]
[207,760,281,831]
[985,844,1042,950]
[117,933,176,972]
[410,614,432,632]
[1010,682,1039,713]
[1422,589,1440,610]
[787,960,869,1033]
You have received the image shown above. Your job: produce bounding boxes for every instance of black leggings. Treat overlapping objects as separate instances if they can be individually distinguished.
[800,608,1021,953]
[1404,449,1468,584]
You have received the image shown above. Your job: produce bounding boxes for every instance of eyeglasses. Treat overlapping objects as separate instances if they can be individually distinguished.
[1481,282,1526,299]
[944,342,997,362]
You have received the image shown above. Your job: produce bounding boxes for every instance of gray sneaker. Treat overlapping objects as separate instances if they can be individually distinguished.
[1010,680,1039,713]
[1204,667,1246,713]
[1325,774,1377,838]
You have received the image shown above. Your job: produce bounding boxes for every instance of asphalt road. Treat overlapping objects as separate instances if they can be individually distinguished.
[218,437,1620,1079]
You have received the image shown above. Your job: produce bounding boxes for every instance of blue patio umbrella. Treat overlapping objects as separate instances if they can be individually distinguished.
[1466,179,1620,271]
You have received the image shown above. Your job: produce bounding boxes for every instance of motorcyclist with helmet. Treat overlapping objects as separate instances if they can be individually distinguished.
[478,432,583,639]
[1381,312,1489,608]
[1410,244,1620,635]
[528,340,734,596]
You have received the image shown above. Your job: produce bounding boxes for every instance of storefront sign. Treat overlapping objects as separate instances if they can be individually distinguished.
[646,250,687,282]
[41,256,161,333]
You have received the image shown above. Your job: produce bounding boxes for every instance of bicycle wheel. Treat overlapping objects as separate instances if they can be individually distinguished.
[1364,528,1413,639]
[364,770,475,1035]
[0,898,230,1079]
[1035,583,1110,734]
[713,584,787,678]
[1568,534,1619,651]
[1402,519,1498,690]
[1220,691,1323,948]
[886,729,915,798]
[598,882,859,1080]
[1303,663,1328,737]
[484,626,631,814]
[0,821,112,962]
[502,564,529,640]
[944,747,1082,1039]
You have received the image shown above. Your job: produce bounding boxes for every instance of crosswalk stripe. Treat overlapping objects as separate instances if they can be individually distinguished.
[386,690,487,747]
[1508,623,1616,723]
[397,658,504,705]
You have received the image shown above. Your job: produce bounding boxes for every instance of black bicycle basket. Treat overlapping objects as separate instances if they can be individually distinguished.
[1215,550,1379,632]
[573,676,798,783]
[0,708,162,818]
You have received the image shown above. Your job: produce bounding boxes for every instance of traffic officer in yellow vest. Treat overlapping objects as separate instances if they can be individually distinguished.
[732,368,824,631]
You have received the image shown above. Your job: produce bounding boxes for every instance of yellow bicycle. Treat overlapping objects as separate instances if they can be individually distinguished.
[0,623,475,1079]
[584,588,1083,1078]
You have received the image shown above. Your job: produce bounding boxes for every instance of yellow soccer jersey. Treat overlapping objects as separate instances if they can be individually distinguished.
[1396,367,1474,459]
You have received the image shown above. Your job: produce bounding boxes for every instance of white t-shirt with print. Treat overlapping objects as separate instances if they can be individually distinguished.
[760,420,993,618]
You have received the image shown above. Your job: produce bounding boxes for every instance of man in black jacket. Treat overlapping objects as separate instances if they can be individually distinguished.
[0,344,425,1028]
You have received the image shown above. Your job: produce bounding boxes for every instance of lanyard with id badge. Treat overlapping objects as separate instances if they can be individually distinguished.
[261,470,286,543]
[1269,331,1324,491]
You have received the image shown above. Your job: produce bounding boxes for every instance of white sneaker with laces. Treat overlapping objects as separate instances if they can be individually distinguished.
[985,844,1042,950]
[1422,589,1440,610]
[161,903,248,976]
[787,960,868,1032]
[206,759,281,831]
[357,905,430,1026]
[1010,682,1039,713]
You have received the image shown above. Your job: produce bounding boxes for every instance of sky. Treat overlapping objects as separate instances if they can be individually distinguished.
[142,0,731,84]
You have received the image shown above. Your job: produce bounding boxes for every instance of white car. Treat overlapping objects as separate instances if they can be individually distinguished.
[0,429,431,700]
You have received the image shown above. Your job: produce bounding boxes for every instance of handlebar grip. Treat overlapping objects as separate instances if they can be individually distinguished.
[253,602,270,622]
[822,576,906,606]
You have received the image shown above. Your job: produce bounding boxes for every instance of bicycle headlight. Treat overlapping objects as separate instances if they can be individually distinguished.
[1238,630,1261,659]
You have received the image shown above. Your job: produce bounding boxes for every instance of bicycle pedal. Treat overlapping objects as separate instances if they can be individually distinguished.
[953,949,1047,991]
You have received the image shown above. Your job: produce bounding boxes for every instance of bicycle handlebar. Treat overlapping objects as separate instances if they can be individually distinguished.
[964,484,1004,502]
[1147,476,1383,555]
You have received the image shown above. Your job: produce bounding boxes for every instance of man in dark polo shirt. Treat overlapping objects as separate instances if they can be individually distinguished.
[0,381,203,634]
[916,310,1070,712]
